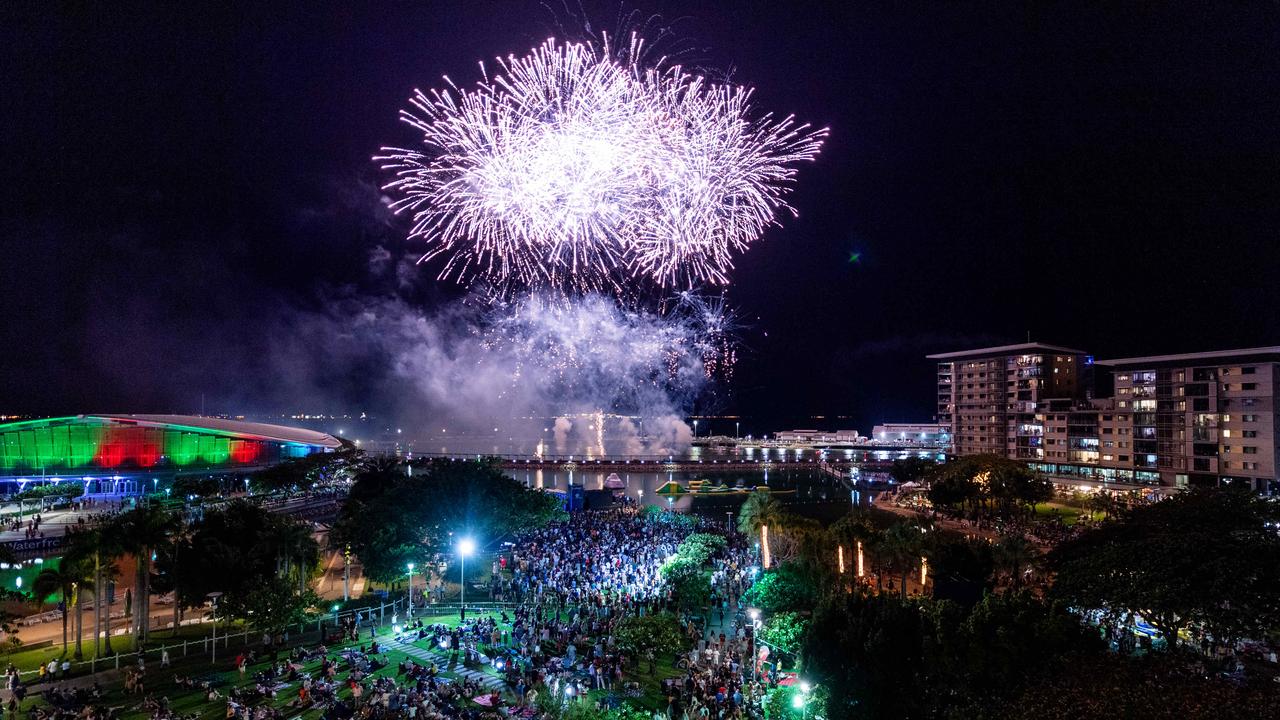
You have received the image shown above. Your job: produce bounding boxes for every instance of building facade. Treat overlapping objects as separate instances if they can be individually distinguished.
[0,414,343,492]
[930,344,1280,492]
[869,423,951,446]
[928,343,1093,458]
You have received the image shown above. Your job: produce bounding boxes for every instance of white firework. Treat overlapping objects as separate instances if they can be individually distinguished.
[377,33,826,294]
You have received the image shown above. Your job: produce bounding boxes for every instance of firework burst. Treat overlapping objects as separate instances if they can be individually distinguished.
[377,33,826,294]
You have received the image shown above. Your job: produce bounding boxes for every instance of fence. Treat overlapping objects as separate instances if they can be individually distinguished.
[13,596,422,683]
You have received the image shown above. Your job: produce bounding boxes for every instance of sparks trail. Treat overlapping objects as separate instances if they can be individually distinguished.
[376,33,826,295]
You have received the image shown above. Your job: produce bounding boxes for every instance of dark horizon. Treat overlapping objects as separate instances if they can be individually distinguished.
[4,2,1279,432]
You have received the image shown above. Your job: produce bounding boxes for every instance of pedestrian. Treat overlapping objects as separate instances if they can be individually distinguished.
[160,647,170,668]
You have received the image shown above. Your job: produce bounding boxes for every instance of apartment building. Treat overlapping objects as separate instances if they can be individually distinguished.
[930,344,1280,493]
[1097,348,1279,491]
[928,343,1092,458]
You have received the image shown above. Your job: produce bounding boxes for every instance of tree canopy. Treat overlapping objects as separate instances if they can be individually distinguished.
[926,454,1053,518]
[1049,486,1280,649]
[170,500,320,629]
[331,458,564,583]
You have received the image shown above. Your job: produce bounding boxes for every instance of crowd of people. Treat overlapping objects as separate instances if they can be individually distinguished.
[2,506,779,720]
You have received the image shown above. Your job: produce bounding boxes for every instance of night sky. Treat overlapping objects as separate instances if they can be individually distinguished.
[3,2,1279,435]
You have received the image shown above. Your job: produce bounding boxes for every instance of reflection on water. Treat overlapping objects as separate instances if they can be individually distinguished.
[506,468,874,516]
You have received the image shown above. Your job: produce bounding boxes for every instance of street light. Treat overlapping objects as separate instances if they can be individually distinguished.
[458,537,475,621]
[796,681,812,720]
[748,608,761,682]
[692,419,698,438]
[343,545,351,602]
[406,563,415,617]
[207,592,223,664]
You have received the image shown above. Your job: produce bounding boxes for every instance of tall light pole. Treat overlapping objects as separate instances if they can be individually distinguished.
[748,608,760,682]
[406,563,415,617]
[692,419,698,438]
[457,537,475,621]
[343,545,351,602]
[736,421,740,440]
[207,592,222,665]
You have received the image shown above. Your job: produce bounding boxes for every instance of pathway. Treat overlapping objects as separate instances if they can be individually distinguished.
[382,635,504,690]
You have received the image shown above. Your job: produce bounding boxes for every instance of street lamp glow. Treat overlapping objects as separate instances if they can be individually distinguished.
[458,538,476,556]
[407,563,415,572]
[748,608,760,622]
[792,695,804,709]
[800,681,811,694]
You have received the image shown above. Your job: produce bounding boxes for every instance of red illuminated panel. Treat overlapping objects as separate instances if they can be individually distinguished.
[135,439,161,467]
[231,440,262,464]
[96,442,125,467]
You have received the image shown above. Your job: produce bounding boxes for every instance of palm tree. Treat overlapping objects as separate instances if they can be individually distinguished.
[830,511,881,586]
[271,517,319,596]
[115,505,178,643]
[58,539,98,660]
[880,522,924,599]
[993,535,1039,589]
[738,493,787,569]
[33,565,80,654]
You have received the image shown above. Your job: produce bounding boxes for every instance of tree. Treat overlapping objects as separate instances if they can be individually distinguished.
[61,535,102,659]
[33,564,81,654]
[613,612,687,669]
[1050,487,1280,651]
[80,524,126,656]
[112,504,178,642]
[758,611,807,653]
[926,454,1053,520]
[737,492,786,569]
[332,458,564,583]
[829,510,883,587]
[880,522,924,599]
[741,561,819,614]
[889,457,935,485]
[992,535,1040,589]
[803,591,1098,719]
[172,500,321,630]
[661,557,712,612]
[251,445,365,493]
[926,534,995,603]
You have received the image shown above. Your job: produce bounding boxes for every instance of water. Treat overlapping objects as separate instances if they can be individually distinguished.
[505,467,872,519]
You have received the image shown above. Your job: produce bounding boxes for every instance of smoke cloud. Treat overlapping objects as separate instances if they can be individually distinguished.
[260,290,709,455]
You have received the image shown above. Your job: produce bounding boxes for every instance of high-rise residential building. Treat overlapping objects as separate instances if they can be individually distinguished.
[928,343,1092,458]
[1095,348,1279,492]
[929,344,1280,493]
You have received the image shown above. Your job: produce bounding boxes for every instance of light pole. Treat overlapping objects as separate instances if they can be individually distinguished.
[343,545,351,602]
[736,421,740,440]
[458,537,475,621]
[207,592,222,665]
[692,419,698,438]
[406,563,415,617]
[795,681,812,720]
[748,608,760,682]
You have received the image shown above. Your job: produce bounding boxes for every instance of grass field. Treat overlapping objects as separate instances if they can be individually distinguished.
[16,609,511,720]
[1033,502,1104,526]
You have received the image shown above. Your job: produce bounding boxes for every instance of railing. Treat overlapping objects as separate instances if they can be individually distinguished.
[9,597,410,683]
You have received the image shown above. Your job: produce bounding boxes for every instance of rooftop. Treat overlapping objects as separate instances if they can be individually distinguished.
[1094,346,1280,368]
[88,414,343,448]
[927,342,1089,360]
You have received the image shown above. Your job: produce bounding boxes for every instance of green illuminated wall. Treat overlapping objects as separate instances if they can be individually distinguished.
[0,417,327,475]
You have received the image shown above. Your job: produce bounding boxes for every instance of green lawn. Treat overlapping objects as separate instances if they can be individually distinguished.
[3,620,232,674]
[16,623,489,720]
[1033,502,1104,526]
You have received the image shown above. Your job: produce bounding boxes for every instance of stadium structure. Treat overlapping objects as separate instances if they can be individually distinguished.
[0,414,343,494]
